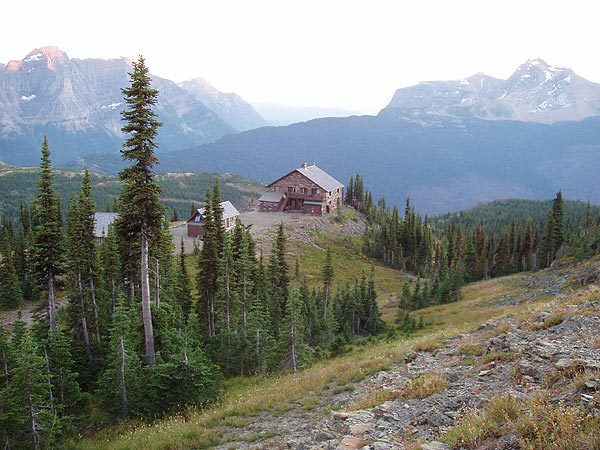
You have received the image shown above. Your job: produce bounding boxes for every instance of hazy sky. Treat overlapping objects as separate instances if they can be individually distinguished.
[2,0,598,114]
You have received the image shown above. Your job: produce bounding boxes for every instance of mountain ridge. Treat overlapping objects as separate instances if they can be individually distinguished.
[381,58,600,124]
[0,47,265,165]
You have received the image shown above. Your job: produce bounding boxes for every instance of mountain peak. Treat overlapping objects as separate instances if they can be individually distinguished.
[26,46,68,60]
[383,58,594,124]
[21,46,68,71]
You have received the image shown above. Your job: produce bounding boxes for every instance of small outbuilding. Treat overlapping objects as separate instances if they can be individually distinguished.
[186,201,240,238]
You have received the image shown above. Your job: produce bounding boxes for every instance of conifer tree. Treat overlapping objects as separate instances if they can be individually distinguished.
[116,56,164,368]
[44,328,89,424]
[269,223,289,339]
[0,323,15,446]
[67,170,101,364]
[30,137,65,332]
[270,289,311,372]
[321,246,334,318]
[97,298,144,419]
[173,238,192,321]
[196,189,220,337]
[4,330,60,449]
[0,232,23,308]
[99,223,120,314]
[246,255,271,374]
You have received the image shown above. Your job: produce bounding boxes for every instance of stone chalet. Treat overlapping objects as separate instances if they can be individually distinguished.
[259,163,344,215]
[93,212,118,244]
[186,201,240,238]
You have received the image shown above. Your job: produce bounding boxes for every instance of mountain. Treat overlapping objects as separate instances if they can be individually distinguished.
[0,47,236,166]
[382,59,600,124]
[72,112,600,215]
[147,114,600,215]
[179,77,267,131]
[252,101,359,125]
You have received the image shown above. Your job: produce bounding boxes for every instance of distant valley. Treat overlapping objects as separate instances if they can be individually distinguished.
[2,50,600,214]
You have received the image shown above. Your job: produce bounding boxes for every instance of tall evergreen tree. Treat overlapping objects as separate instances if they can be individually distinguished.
[321,246,334,319]
[173,238,192,321]
[116,56,164,368]
[30,137,65,332]
[269,223,289,339]
[196,188,220,337]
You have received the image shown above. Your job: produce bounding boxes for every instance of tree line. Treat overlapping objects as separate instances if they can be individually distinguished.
[0,58,384,448]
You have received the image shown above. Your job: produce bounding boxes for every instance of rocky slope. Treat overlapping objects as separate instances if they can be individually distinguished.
[210,257,600,449]
[0,47,236,165]
[382,59,600,124]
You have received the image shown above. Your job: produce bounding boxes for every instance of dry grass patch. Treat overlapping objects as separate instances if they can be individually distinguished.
[347,388,401,411]
[457,342,485,357]
[530,313,564,331]
[402,371,447,399]
[442,393,600,450]
[412,337,442,353]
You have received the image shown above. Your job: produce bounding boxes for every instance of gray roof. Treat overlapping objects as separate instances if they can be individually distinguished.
[198,201,239,220]
[269,164,344,192]
[297,164,344,191]
[259,191,284,203]
[93,212,119,238]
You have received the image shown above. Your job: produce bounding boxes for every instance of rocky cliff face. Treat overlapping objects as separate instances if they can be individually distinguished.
[179,77,267,131]
[0,47,235,165]
[382,59,600,124]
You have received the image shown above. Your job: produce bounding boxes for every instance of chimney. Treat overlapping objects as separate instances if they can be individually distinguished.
[300,162,308,169]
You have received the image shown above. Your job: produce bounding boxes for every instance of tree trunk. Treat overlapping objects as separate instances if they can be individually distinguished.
[119,335,128,418]
[87,264,101,343]
[47,270,56,332]
[43,347,55,415]
[154,258,160,308]
[290,320,298,372]
[140,224,155,367]
[111,277,116,314]
[28,392,40,450]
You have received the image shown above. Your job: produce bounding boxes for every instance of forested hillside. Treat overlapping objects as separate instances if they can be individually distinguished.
[0,165,263,220]
[429,198,600,236]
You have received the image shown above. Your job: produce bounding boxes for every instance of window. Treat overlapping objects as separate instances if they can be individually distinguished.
[311,188,318,195]
[194,214,201,222]
[300,187,306,193]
